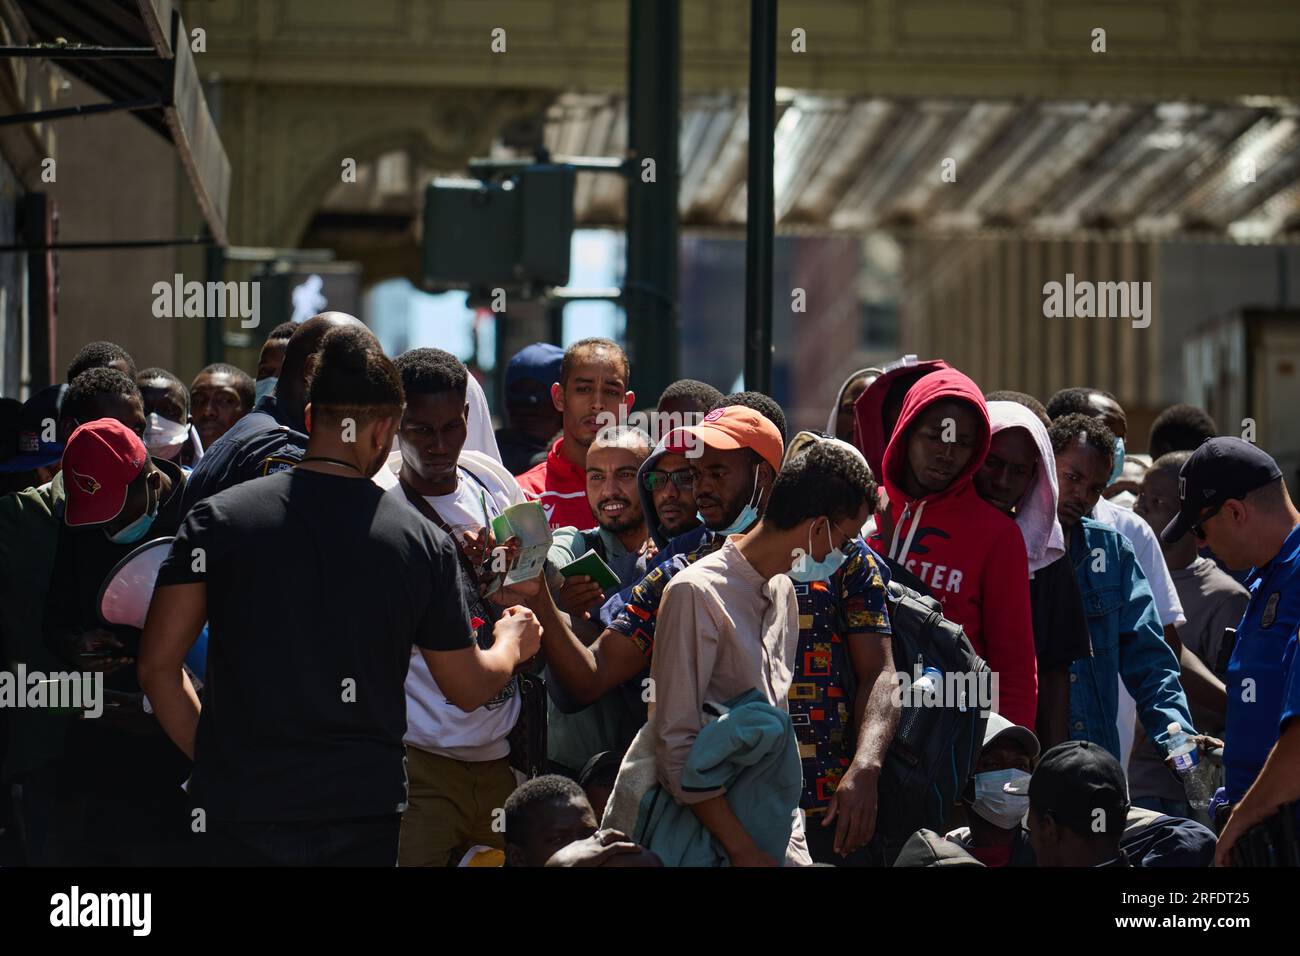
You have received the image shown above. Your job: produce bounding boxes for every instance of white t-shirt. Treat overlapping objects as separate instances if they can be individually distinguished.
[1092,494,1186,772]
[380,453,526,761]
[1092,496,1184,628]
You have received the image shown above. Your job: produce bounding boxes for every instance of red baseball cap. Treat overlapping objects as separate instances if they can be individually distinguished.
[63,419,148,527]
[664,405,784,472]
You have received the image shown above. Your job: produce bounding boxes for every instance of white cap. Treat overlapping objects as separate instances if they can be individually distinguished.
[1167,722,1183,735]
[982,712,1040,759]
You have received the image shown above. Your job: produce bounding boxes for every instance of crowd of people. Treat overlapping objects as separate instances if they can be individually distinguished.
[0,318,1297,869]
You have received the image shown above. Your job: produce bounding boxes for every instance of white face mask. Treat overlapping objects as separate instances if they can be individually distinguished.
[970,768,1032,830]
[144,412,189,459]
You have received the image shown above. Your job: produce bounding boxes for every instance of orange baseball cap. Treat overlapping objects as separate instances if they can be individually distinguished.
[664,405,784,472]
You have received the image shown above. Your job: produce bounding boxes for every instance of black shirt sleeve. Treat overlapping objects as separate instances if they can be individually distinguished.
[156,498,220,588]
[413,531,477,653]
[1030,555,1093,672]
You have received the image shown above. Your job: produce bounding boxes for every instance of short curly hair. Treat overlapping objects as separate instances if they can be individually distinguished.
[712,391,788,443]
[66,341,136,383]
[658,378,724,415]
[1048,412,1116,472]
[395,347,468,400]
[63,367,141,425]
[766,440,874,531]
[1148,404,1217,460]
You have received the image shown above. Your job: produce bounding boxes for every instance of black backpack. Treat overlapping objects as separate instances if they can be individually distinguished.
[844,580,990,841]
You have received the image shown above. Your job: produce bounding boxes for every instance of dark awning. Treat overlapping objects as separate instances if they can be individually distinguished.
[15,0,230,245]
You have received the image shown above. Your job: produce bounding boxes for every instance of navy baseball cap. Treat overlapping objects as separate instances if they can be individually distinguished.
[1029,740,1129,836]
[0,384,67,473]
[505,343,563,405]
[1160,437,1283,544]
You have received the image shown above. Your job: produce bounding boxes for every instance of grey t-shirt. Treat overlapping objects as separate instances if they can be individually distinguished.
[1127,557,1250,801]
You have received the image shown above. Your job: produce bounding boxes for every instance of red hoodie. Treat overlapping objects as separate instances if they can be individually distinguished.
[866,369,1037,728]
[853,357,949,480]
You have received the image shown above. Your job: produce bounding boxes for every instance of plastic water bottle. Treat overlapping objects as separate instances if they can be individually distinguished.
[1167,723,1198,773]
[914,665,943,704]
[1167,722,1215,811]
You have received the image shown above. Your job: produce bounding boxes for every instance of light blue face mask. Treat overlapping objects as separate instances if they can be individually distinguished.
[106,481,157,545]
[1108,435,1126,485]
[971,768,1032,830]
[702,465,763,536]
[254,375,278,404]
[789,519,849,583]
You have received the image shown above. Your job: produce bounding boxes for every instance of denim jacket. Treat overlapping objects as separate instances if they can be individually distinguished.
[1067,517,1196,759]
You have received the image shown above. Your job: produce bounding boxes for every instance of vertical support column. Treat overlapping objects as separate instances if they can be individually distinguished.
[743,0,777,394]
[19,192,55,390]
[204,237,225,365]
[625,0,680,406]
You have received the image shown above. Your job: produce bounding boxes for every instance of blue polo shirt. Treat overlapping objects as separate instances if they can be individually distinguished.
[1223,522,1300,802]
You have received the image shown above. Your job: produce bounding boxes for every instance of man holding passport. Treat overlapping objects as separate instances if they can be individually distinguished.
[546,425,655,777]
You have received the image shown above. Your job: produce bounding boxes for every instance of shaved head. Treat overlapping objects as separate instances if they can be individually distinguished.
[277,312,376,428]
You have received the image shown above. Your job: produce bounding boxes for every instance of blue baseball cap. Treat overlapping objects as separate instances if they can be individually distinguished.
[1161,437,1283,544]
[0,384,67,473]
[505,343,563,405]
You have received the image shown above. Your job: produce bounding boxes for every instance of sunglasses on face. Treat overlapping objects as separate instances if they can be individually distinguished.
[643,469,694,492]
[1191,502,1223,540]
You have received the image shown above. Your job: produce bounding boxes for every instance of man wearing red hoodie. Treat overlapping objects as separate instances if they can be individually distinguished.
[852,355,949,483]
[867,368,1038,728]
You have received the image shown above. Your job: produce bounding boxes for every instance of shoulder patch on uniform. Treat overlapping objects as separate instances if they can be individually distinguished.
[1261,591,1280,628]
[260,455,298,476]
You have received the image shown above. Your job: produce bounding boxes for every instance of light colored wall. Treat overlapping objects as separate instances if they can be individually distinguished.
[45,76,182,381]
[902,232,1300,451]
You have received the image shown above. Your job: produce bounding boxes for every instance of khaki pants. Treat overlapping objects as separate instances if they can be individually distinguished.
[398,747,516,867]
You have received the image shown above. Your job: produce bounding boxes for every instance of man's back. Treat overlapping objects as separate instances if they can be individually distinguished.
[157,468,474,822]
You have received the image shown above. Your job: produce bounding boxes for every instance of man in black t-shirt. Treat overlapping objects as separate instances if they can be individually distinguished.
[139,328,542,866]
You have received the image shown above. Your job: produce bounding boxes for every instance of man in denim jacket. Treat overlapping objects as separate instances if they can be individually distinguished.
[1048,413,1197,760]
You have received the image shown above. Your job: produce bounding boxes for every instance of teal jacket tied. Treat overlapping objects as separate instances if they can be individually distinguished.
[635,689,802,866]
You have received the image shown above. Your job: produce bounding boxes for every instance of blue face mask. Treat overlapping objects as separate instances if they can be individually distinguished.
[703,465,763,536]
[789,519,849,583]
[254,375,278,404]
[106,481,157,545]
[1108,435,1126,485]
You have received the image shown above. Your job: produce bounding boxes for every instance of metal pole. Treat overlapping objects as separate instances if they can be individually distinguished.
[743,0,777,394]
[625,0,680,408]
[0,235,212,253]
[0,98,164,127]
[204,237,226,365]
[0,45,158,58]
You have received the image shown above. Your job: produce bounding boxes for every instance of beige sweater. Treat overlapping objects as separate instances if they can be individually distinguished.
[649,537,800,805]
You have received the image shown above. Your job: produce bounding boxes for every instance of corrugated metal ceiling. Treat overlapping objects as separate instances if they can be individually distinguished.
[543,91,1300,241]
